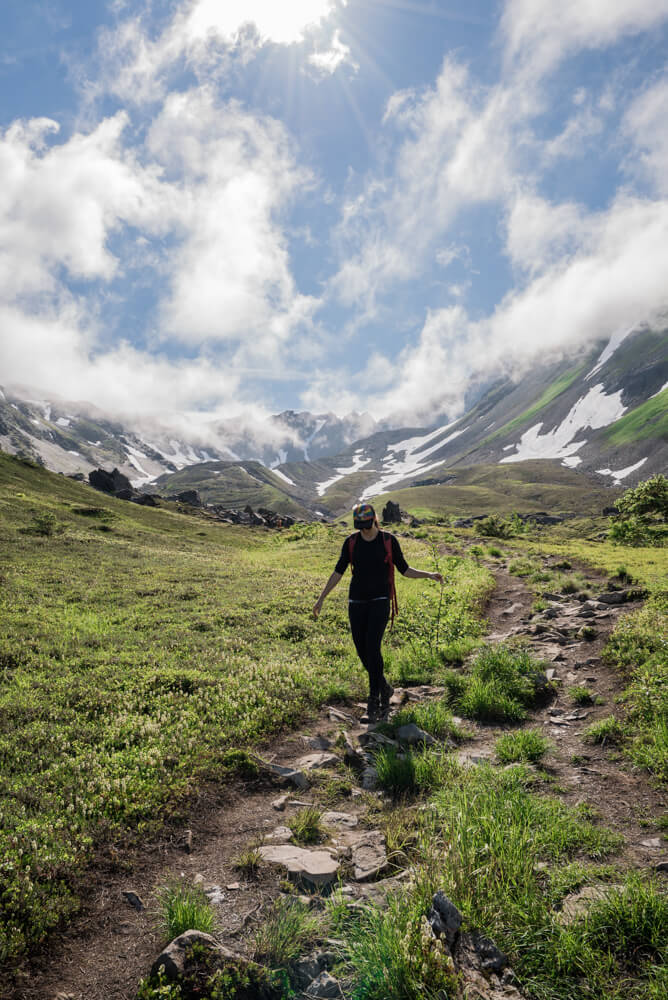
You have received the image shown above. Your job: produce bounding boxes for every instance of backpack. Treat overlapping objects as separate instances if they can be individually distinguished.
[348,530,399,628]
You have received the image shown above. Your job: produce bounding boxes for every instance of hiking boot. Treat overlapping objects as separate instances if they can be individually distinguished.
[379,680,394,717]
[366,695,380,724]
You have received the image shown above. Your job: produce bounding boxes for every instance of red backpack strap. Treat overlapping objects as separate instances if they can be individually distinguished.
[348,533,357,567]
[382,532,399,628]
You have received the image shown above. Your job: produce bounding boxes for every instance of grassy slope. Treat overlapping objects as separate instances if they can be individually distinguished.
[602,386,668,446]
[371,461,620,519]
[483,363,587,444]
[153,461,309,517]
[0,454,492,964]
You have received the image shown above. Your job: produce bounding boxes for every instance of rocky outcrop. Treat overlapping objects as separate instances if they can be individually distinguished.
[89,467,132,496]
[381,500,402,524]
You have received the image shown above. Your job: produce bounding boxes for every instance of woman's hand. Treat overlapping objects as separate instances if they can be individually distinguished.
[431,571,444,585]
[313,599,323,619]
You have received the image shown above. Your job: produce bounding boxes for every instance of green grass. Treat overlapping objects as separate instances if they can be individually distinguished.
[288,807,324,845]
[392,700,468,743]
[156,881,215,942]
[0,453,494,965]
[252,897,319,969]
[375,747,453,799]
[443,643,549,724]
[569,685,595,706]
[584,717,625,746]
[602,387,668,445]
[495,729,551,764]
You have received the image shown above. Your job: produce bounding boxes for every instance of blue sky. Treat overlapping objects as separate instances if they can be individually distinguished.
[1,0,668,436]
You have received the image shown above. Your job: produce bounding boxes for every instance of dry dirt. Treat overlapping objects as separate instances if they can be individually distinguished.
[9,557,667,1000]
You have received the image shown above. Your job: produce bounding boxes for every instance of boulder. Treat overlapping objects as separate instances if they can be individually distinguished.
[381,500,402,524]
[322,811,359,829]
[397,723,436,746]
[174,490,202,506]
[428,891,462,946]
[150,931,277,997]
[131,493,160,506]
[262,761,310,790]
[89,467,132,496]
[258,845,340,889]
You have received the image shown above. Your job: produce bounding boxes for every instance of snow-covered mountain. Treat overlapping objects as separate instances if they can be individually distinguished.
[1,320,665,515]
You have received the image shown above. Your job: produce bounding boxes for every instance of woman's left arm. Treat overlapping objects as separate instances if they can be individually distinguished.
[404,566,443,584]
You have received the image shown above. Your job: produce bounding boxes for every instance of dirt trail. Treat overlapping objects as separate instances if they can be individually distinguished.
[11,559,667,1000]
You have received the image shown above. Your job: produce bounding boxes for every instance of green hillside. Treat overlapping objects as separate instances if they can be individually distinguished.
[154,460,310,517]
[602,386,668,445]
[370,461,621,518]
[483,364,586,444]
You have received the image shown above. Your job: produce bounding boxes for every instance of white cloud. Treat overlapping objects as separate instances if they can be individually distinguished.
[505,194,588,275]
[0,113,168,300]
[623,76,668,194]
[308,29,354,76]
[0,302,241,418]
[95,0,346,104]
[146,88,317,350]
[502,0,668,77]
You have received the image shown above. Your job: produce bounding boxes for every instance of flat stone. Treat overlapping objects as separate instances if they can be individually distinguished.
[501,602,523,616]
[351,830,389,881]
[457,751,492,766]
[258,845,340,889]
[641,838,662,849]
[327,706,354,723]
[305,972,342,998]
[263,761,310,790]
[396,723,436,746]
[654,860,668,873]
[304,734,334,750]
[596,591,626,605]
[558,885,623,925]
[545,668,557,681]
[322,811,359,829]
[272,794,289,811]
[204,885,225,904]
[296,752,339,771]
[265,826,293,844]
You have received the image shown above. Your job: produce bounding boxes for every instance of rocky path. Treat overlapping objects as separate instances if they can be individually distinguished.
[13,558,667,1000]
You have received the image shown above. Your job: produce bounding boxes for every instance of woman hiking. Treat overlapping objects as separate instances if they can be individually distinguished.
[313,502,443,722]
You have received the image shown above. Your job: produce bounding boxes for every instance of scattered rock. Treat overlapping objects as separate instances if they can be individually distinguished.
[89,467,132,496]
[183,829,193,854]
[262,761,310,790]
[293,954,325,987]
[322,811,359,829]
[428,891,462,946]
[265,826,293,844]
[471,931,508,972]
[296,752,339,771]
[151,930,241,981]
[654,860,668,873]
[596,591,626,605]
[272,794,289,811]
[122,890,145,911]
[304,734,334,751]
[327,706,355,724]
[258,845,340,889]
[396,723,436,746]
[361,766,378,791]
[559,885,622,925]
[641,838,662,849]
[305,971,343,998]
[351,830,389,881]
[545,668,557,681]
[174,489,201,506]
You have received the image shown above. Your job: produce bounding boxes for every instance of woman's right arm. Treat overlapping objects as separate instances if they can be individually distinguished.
[313,571,343,618]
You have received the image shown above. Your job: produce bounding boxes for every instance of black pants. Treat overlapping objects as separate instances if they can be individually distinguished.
[348,599,390,702]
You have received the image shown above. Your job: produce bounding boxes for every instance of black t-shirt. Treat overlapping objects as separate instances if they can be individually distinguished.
[335,531,409,601]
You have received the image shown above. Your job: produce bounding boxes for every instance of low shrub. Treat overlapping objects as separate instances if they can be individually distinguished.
[584,716,625,745]
[444,644,548,724]
[569,685,594,705]
[253,897,319,969]
[156,881,215,942]
[288,806,323,845]
[495,729,550,764]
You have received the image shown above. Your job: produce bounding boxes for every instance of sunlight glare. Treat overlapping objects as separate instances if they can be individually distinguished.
[186,0,339,46]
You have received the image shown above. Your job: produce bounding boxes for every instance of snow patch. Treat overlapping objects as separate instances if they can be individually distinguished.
[561,456,582,468]
[127,454,155,486]
[501,384,626,464]
[596,458,648,484]
[67,450,80,456]
[304,419,326,461]
[0,387,5,401]
[56,417,71,428]
[316,450,370,496]
[651,381,668,398]
[272,467,295,487]
[270,449,288,469]
[361,422,467,499]
[124,442,148,459]
[586,325,635,380]
[502,444,514,452]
